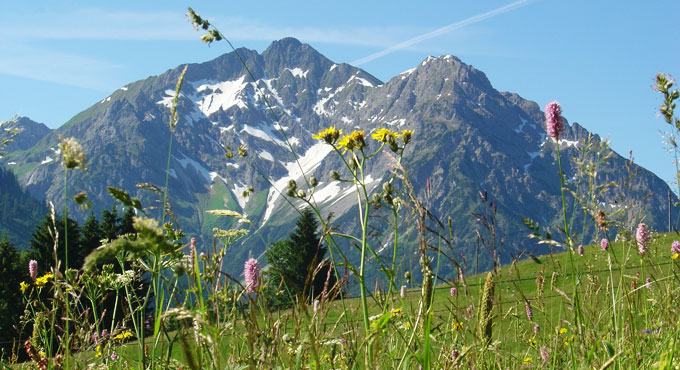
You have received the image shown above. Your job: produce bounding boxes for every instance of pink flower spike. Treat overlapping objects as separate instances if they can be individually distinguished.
[600,238,609,251]
[544,101,564,140]
[577,245,584,256]
[29,260,38,280]
[635,223,650,255]
[243,258,260,294]
[672,241,680,255]
[450,287,457,297]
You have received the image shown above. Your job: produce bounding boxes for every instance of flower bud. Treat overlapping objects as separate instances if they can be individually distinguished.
[330,170,340,180]
[310,177,318,187]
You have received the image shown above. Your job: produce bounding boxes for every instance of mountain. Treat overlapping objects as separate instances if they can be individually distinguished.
[2,37,676,278]
[4,117,51,153]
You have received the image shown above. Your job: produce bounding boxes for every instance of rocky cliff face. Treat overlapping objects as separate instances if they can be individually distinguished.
[3,38,674,276]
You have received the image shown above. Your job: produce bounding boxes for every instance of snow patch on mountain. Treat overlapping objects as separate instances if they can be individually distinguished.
[242,124,286,147]
[261,142,333,224]
[193,77,249,116]
[286,67,309,78]
[175,154,211,183]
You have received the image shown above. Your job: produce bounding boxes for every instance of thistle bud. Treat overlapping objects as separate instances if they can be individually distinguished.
[330,170,340,180]
[288,179,297,190]
[296,189,306,198]
[309,177,318,187]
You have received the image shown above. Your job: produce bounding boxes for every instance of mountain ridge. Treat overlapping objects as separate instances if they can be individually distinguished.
[2,37,675,278]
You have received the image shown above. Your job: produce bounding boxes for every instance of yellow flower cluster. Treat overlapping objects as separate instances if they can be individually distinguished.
[35,273,54,288]
[313,127,415,151]
[452,321,463,331]
[20,281,29,293]
[113,331,134,341]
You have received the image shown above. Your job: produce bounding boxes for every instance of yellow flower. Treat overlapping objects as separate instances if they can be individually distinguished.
[399,129,414,144]
[559,327,568,335]
[523,357,532,364]
[391,308,402,317]
[349,130,366,150]
[372,128,397,143]
[337,134,353,152]
[113,331,134,341]
[35,273,54,288]
[95,345,101,358]
[312,126,342,145]
[528,337,536,346]
[672,253,679,260]
[402,321,411,329]
[452,322,463,331]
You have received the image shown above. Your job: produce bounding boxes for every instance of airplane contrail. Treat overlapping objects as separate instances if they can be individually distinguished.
[351,0,538,66]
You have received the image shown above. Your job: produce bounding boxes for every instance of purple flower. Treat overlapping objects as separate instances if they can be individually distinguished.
[544,101,564,140]
[29,260,38,280]
[534,324,540,334]
[540,346,549,364]
[636,223,650,255]
[671,241,680,255]
[577,245,584,256]
[525,302,533,320]
[101,329,109,338]
[452,349,459,361]
[645,277,652,289]
[601,238,609,251]
[450,287,457,297]
[243,258,260,294]
[92,332,99,345]
[110,353,119,361]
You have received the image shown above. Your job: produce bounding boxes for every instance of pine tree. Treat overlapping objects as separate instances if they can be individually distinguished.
[0,236,29,355]
[80,211,103,258]
[29,214,81,272]
[101,207,120,242]
[265,208,336,307]
[120,207,135,235]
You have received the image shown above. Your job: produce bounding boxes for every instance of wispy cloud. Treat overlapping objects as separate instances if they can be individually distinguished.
[351,0,539,65]
[0,42,122,91]
[0,8,415,48]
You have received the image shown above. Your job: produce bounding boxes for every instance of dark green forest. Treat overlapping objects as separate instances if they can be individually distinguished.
[0,166,48,249]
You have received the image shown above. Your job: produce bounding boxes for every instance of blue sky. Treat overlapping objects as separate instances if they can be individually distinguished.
[2,0,679,190]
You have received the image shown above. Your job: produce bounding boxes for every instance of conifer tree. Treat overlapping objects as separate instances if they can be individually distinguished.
[0,236,27,355]
[265,208,335,307]
[29,214,81,272]
[80,211,103,259]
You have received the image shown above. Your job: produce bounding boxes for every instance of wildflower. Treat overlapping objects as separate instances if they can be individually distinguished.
[596,210,607,231]
[95,345,101,358]
[534,324,540,334]
[523,357,532,364]
[400,285,406,298]
[113,331,133,341]
[645,277,652,289]
[391,308,402,318]
[600,238,609,251]
[58,136,88,170]
[35,273,53,287]
[313,126,342,145]
[452,321,463,331]
[244,258,260,294]
[451,349,459,361]
[525,302,533,320]
[101,329,109,338]
[673,253,679,260]
[672,241,680,255]
[559,327,568,335]
[338,130,366,152]
[371,128,397,143]
[450,287,457,297]
[110,353,119,361]
[400,129,413,144]
[528,337,537,346]
[577,244,584,256]
[540,346,549,364]
[636,223,650,255]
[29,260,37,280]
[20,281,29,293]
[544,101,563,140]
[93,332,99,345]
